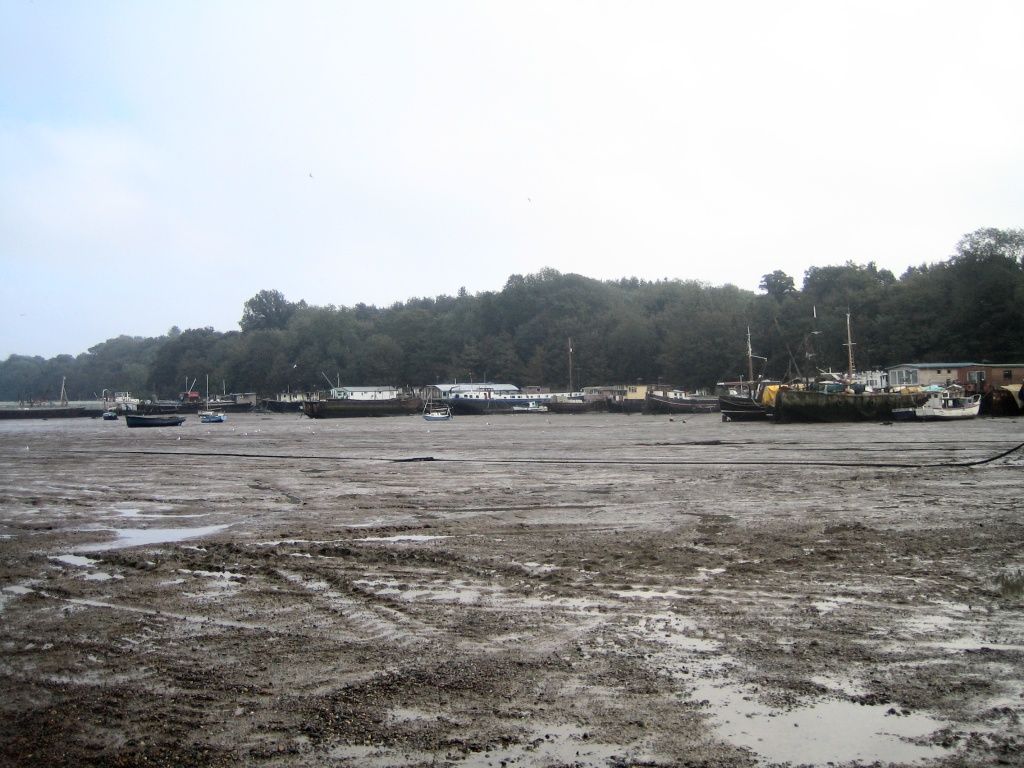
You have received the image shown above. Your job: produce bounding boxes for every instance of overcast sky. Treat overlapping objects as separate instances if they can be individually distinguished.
[2,1,1022,359]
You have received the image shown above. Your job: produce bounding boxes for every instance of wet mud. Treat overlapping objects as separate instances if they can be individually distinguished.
[1,412,1023,767]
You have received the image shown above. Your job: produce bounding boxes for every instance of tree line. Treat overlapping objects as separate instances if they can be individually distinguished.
[2,228,1022,402]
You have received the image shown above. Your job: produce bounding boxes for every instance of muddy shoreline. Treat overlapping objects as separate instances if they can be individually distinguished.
[2,413,1023,766]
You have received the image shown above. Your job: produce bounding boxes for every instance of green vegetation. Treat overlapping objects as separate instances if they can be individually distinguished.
[2,228,1022,401]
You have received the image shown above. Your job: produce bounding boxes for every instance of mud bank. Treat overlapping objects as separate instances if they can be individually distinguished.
[1,413,1023,766]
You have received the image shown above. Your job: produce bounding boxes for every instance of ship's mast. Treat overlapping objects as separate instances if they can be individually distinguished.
[844,312,856,378]
[746,327,754,383]
[568,337,573,392]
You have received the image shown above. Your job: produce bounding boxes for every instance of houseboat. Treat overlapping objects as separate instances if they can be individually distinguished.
[303,386,422,418]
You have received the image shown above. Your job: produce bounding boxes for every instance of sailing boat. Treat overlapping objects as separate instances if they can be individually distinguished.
[716,329,775,421]
[422,394,453,421]
[199,375,227,423]
[772,313,927,422]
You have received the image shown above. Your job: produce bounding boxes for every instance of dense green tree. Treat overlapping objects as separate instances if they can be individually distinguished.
[759,270,796,299]
[240,289,302,332]
[3,228,1022,400]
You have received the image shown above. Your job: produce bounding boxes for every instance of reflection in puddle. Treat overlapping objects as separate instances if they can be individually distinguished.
[630,614,951,765]
[693,676,949,765]
[78,524,229,551]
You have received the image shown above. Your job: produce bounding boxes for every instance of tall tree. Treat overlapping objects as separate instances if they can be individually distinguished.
[240,290,299,332]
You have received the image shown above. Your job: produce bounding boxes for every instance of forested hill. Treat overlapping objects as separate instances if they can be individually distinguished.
[3,228,1023,401]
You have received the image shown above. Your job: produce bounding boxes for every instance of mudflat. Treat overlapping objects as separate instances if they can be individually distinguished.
[1,412,1022,767]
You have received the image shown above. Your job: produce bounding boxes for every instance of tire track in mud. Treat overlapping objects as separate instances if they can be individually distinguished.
[272,568,441,649]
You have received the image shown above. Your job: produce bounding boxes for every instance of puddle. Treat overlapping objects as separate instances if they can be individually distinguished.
[624,611,952,765]
[51,554,100,567]
[115,509,206,519]
[611,587,690,600]
[77,524,230,551]
[518,596,605,611]
[630,613,719,653]
[354,577,486,604]
[811,596,857,614]
[355,535,450,543]
[387,706,440,723]
[694,567,726,581]
[692,676,949,765]
[328,723,646,767]
[515,561,559,574]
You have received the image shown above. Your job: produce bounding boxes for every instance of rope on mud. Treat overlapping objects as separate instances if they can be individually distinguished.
[51,440,1024,469]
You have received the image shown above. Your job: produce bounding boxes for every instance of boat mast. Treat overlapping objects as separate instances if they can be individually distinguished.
[844,312,856,378]
[746,327,754,383]
[568,337,573,392]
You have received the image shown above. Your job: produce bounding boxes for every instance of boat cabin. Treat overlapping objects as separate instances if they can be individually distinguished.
[329,386,404,401]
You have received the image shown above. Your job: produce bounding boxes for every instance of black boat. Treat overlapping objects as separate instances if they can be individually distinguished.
[125,413,187,428]
[718,384,774,421]
[717,328,774,421]
[645,390,720,414]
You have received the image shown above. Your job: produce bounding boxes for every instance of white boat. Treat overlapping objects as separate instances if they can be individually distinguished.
[422,397,453,421]
[512,402,548,413]
[103,390,141,413]
[199,375,227,422]
[892,387,980,421]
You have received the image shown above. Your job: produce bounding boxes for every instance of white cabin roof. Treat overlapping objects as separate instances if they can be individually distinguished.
[431,383,521,395]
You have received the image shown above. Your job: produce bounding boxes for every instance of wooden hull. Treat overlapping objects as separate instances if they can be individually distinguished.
[646,395,720,414]
[718,395,769,422]
[125,414,186,428]
[303,397,423,418]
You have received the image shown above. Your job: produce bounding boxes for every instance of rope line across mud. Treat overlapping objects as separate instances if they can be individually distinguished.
[54,440,1024,470]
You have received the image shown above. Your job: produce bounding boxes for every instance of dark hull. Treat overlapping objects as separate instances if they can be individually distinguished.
[645,395,720,414]
[773,390,929,423]
[139,402,181,415]
[261,399,304,413]
[890,407,919,422]
[125,414,186,428]
[982,389,1023,417]
[718,395,769,422]
[303,398,423,418]
[445,399,516,416]
[0,406,87,419]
